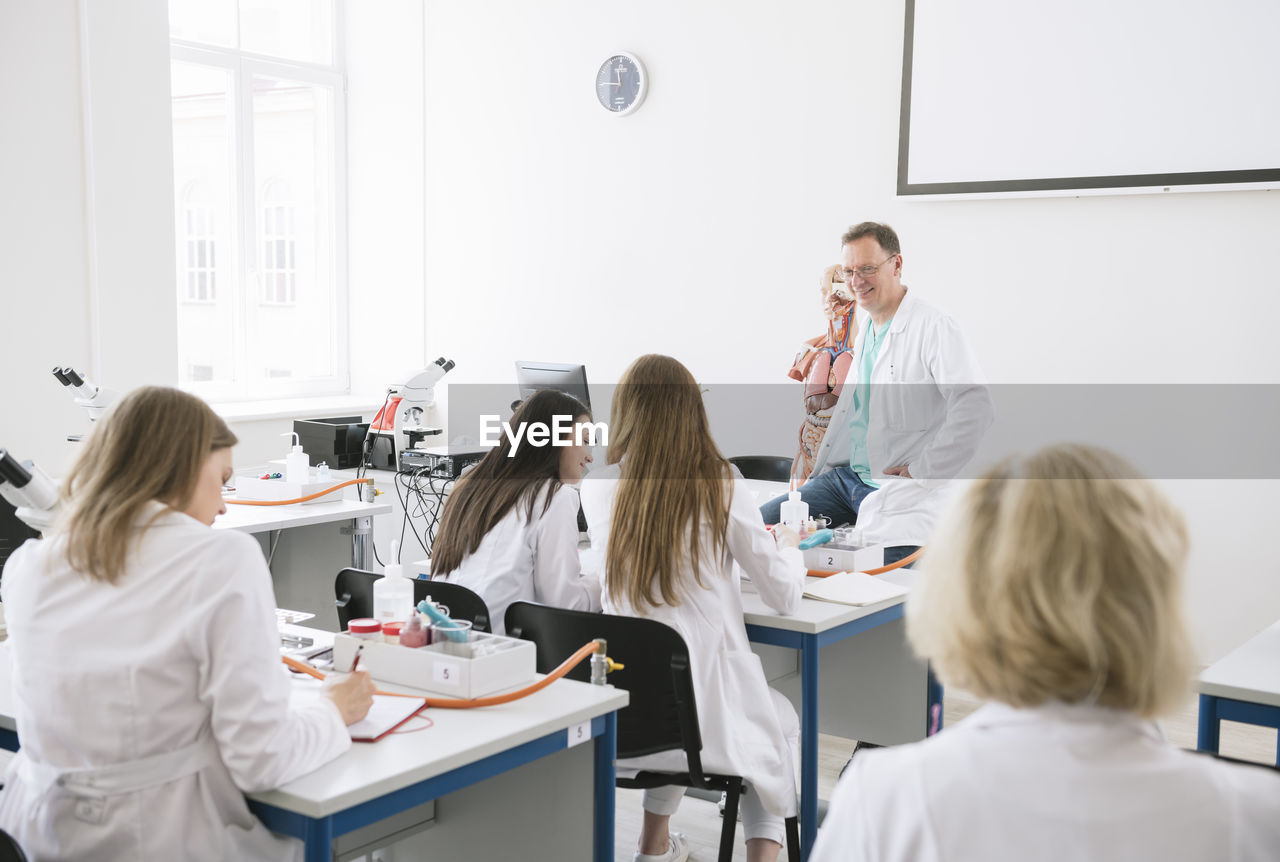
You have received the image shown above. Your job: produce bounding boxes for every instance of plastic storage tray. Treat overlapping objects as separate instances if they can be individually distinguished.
[332,631,537,698]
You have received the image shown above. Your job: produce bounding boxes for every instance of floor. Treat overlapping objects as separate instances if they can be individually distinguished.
[612,686,1278,861]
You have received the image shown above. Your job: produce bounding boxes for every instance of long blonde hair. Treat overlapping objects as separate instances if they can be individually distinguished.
[605,355,731,610]
[59,386,237,584]
[907,443,1195,718]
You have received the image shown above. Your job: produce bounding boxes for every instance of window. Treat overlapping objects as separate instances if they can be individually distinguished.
[260,180,296,305]
[181,185,218,303]
[168,0,347,400]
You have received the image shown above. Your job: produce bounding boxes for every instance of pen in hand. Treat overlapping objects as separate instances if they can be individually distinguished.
[350,644,364,673]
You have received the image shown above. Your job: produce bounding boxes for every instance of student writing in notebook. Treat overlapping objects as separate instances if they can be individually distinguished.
[0,386,375,861]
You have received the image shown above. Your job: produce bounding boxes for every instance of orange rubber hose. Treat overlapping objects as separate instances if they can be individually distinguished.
[282,640,601,708]
[227,477,372,506]
[805,546,923,579]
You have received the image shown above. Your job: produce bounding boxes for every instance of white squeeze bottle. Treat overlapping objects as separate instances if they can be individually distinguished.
[281,432,309,485]
[779,491,809,534]
[374,540,414,624]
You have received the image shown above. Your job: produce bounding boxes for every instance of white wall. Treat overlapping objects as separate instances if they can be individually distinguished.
[345,0,427,398]
[420,0,1280,661]
[0,0,176,475]
[1,0,92,472]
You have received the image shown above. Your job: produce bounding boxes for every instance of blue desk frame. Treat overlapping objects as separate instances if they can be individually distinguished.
[0,714,617,862]
[746,604,942,860]
[1196,693,1280,767]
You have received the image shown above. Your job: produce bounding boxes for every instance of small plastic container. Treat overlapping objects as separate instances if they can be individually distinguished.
[348,618,382,641]
[381,621,405,644]
[779,490,809,533]
[399,613,428,648]
[430,620,474,657]
[374,541,414,624]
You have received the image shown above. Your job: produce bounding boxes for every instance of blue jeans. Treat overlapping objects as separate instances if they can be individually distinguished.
[759,465,876,528]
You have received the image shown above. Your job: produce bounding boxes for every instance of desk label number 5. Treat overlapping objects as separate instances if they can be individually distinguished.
[567,720,591,748]
[433,659,461,688]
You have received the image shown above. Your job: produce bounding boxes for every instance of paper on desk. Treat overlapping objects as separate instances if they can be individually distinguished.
[290,679,427,742]
[802,571,909,607]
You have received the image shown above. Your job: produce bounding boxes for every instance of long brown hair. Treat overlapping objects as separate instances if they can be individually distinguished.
[59,386,237,584]
[431,389,590,576]
[605,354,731,610]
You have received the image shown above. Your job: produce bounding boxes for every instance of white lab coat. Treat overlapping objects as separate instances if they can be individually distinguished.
[439,484,601,635]
[810,700,1280,862]
[0,504,350,862]
[810,290,993,547]
[580,465,805,818]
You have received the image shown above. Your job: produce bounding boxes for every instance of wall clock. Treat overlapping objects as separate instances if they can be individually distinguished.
[595,52,647,116]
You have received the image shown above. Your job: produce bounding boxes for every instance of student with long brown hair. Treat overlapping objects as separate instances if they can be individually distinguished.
[431,388,601,634]
[0,386,374,861]
[580,354,805,862]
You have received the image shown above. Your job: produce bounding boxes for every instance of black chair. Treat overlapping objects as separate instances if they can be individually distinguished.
[334,568,492,633]
[504,602,799,862]
[728,456,794,483]
[0,829,27,862]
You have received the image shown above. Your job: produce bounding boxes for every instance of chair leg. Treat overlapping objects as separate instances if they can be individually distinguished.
[718,780,742,862]
[784,815,800,862]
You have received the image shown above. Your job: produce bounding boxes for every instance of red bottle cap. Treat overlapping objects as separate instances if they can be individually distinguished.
[381,621,405,637]
[348,618,381,634]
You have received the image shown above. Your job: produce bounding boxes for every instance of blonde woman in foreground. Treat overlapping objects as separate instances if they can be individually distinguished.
[0,387,374,861]
[810,444,1280,861]
[580,354,804,862]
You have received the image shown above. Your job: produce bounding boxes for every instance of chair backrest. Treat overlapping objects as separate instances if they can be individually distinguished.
[334,568,377,627]
[0,829,27,862]
[728,455,794,483]
[334,568,492,633]
[504,601,706,778]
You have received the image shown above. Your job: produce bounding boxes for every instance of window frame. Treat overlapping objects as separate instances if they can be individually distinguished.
[170,22,350,403]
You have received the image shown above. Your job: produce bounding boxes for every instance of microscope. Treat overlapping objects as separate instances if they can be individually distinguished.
[366,357,455,469]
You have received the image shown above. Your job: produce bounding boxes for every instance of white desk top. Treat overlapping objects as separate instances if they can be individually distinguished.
[1198,618,1280,707]
[212,498,392,535]
[0,640,627,819]
[253,675,627,817]
[740,569,915,635]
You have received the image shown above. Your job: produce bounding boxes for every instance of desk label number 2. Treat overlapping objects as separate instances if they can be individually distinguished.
[433,659,461,688]
[567,720,591,748]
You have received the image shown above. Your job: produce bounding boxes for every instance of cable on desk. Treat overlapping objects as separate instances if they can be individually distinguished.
[281,639,600,709]
[805,546,923,579]
[393,469,430,558]
[393,468,456,555]
[226,478,372,506]
[358,390,393,503]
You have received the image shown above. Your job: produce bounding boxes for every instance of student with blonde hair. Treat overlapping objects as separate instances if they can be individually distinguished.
[810,443,1280,862]
[0,386,374,861]
[581,354,805,862]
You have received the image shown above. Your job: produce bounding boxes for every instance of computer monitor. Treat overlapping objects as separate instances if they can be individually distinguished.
[514,361,590,412]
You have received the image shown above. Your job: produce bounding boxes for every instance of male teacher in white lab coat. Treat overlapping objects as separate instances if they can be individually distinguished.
[761,222,993,564]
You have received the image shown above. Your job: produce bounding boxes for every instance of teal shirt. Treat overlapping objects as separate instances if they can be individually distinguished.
[849,317,892,487]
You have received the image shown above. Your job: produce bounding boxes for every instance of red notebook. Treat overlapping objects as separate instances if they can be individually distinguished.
[346,695,428,742]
